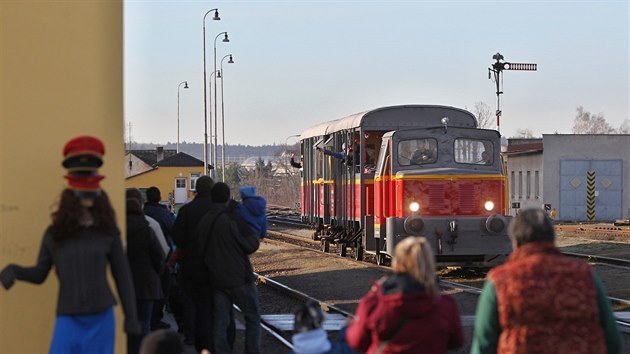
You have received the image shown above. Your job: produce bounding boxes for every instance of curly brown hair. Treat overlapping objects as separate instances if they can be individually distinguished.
[51,189,120,241]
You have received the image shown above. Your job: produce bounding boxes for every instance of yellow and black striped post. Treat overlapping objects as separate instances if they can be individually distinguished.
[586,170,596,220]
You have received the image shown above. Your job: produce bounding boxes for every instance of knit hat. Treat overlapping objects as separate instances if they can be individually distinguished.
[294,301,324,333]
[211,182,230,203]
[195,175,214,193]
[62,136,105,197]
[139,329,184,354]
[239,186,256,199]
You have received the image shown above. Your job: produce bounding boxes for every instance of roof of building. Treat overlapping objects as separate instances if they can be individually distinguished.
[156,152,205,167]
[127,149,177,166]
[504,142,544,155]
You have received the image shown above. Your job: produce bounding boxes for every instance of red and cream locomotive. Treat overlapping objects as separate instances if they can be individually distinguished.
[297,105,512,265]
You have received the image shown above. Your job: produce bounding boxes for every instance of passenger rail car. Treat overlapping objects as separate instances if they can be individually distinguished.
[298,105,512,266]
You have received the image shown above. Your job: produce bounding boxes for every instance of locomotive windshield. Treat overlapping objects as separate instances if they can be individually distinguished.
[398,138,438,166]
[454,138,493,165]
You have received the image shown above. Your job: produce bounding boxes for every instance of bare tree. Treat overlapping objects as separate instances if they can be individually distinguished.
[472,101,494,129]
[618,119,630,134]
[572,106,616,134]
[514,128,535,138]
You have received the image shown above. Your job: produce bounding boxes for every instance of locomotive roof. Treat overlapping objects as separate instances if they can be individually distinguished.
[299,105,477,139]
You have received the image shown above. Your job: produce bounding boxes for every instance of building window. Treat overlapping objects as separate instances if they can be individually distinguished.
[176,178,186,189]
[510,171,515,198]
[190,173,201,191]
[526,171,531,199]
[535,170,540,199]
[518,171,523,198]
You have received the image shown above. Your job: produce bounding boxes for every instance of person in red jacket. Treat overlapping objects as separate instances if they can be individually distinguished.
[345,236,463,354]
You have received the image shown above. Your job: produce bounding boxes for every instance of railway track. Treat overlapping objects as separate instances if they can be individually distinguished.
[268,214,630,267]
[250,272,354,352]
[261,223,630,332]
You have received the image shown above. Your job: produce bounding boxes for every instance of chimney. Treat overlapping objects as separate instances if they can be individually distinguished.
[156,146,164,162]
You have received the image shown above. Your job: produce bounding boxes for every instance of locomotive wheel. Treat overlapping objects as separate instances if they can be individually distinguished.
[354,243,364,261]
[338,243,347,257]
[321,240,330,253]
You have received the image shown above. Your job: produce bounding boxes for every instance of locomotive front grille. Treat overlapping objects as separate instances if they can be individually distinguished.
[428,184,445,211]
[458,183,475,213]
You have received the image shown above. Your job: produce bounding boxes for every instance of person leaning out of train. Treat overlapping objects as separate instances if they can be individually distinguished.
[471,208,623,354]
[316,146,347,162]
[345,236,464,354]
[290,153,303,169]
[289,301,356,354]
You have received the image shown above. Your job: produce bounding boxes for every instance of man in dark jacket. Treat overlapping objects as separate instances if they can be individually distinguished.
[195,182,261,354]
[143,186,175,331]
[144,186,175,245]
[172,176,214,348]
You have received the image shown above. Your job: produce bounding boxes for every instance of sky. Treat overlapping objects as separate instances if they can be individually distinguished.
[124,0,629,146]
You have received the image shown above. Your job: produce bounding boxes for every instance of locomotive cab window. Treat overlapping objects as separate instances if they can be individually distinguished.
[398,138,437,166]
[454,139,493,165]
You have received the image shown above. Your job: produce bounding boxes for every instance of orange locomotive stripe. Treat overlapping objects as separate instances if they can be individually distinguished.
[310,179,375,184]
[393,174,506,181]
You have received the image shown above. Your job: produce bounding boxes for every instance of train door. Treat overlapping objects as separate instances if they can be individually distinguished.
[373,135,392,263]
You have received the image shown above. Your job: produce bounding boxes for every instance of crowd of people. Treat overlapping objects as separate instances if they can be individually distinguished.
[0,136,624,354]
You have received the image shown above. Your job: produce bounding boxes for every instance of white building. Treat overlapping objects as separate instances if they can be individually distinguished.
[505,135,630,222]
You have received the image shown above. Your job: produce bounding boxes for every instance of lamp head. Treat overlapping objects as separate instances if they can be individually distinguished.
[441,117,449,133]
[217,71,222,79]
[213,10,220,20]
[184,81,189,89]
[223,33,229,42]
[228,55,234,64]
[492,52,504,61]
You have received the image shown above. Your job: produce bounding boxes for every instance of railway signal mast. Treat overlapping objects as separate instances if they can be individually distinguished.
[488,52,537,133]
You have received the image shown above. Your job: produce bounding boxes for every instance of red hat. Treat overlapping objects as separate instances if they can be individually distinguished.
[64,174,105,197]
[62,136,105,170]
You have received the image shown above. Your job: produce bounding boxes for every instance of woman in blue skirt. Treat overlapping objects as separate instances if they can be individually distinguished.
[0,136,140,354]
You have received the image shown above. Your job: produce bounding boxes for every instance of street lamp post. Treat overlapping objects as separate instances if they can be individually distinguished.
[213,32,229,171]
[220,54,234,181]
[208,70,220,176]
[202,8,220,176]
[177,81,189,153]
[285,134,301,154]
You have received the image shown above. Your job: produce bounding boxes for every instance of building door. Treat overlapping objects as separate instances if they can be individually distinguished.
[559,159,622,221]
[174,177,187,204]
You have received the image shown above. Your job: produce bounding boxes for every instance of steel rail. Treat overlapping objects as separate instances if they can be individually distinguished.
[255,272,354,318]
[562,251,630,268]
[232,304,294,350]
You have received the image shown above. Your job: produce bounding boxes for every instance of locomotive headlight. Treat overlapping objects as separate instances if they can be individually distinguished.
[409,202,420,213]
[484,201,495,211]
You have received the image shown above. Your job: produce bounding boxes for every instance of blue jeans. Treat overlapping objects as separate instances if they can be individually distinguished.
[213,282,261,354]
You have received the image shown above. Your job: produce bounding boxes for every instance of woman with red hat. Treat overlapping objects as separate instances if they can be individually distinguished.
[0,136,140,354]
